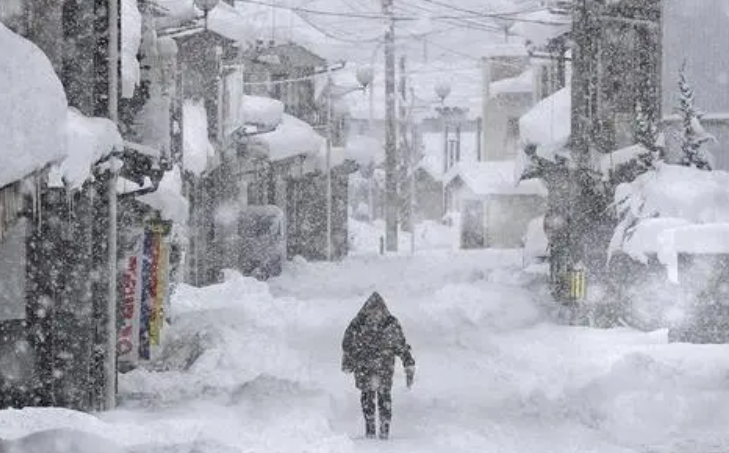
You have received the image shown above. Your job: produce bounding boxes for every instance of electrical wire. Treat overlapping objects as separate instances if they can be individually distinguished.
[236,0,567,25]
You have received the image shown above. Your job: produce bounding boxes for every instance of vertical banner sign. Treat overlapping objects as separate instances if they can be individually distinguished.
[139,231,154,360]
[117,237,143,365]
[150,233,166,346]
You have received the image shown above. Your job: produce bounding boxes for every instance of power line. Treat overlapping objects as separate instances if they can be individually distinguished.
[235,0,568,25]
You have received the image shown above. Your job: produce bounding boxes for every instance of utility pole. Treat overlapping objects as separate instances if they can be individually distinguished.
[325,65,333,261]
[383,0,398,252]
[409,88,418,254]
[398,55,411,234]
[105,0,120,410]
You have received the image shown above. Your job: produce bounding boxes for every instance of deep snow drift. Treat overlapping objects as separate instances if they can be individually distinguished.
[2,232,729,453]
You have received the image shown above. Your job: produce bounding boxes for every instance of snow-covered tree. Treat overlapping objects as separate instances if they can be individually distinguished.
[633,101,662,170]
[675,63,713,170]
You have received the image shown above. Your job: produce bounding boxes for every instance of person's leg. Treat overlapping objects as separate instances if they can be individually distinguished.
[360,390,376,438]
[377,387,392,439]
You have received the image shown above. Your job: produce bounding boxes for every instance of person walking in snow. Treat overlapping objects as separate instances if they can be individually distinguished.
[341,291,416,440]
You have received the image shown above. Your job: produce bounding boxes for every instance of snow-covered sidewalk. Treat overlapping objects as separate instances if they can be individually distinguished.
[3,249,729,453]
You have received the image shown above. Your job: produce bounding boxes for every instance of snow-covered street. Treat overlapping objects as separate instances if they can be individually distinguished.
[3,243,729,453]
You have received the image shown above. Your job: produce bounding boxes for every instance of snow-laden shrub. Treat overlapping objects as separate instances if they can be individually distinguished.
[609,163,729,263]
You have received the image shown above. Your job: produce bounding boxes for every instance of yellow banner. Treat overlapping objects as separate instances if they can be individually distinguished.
[150,234,168,346]
[569,269,587,301]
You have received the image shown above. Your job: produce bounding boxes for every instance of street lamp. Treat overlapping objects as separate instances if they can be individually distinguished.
[434,81,451,105]
[355,65,374,90]
[194,0,219,29]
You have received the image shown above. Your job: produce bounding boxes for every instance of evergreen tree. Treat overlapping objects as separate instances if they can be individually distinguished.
[676,62,713,170]
[633,100,660,170]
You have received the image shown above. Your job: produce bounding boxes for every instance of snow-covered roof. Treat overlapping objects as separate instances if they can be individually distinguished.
[121,0,142,99]
[138,165,190,224]
[182,99,215,176]
[615,163,729,225]
[663,223,729,255]
[54,108,124,189]
[239,95,284,129]
[482,43,529,58]
[519,86,571,147]
[621,217,691,264]
[340,134,384,167]
[0,23,68,188]
[451,160,548,197]
[599,144,651,178]
[659,223,729,284]
[206,2,257,45]
[490,69,534,98]
[151,0,255,47]
[250,113,324,162]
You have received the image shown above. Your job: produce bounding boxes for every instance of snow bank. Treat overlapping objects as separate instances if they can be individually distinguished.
[121,0,142,99]
[119,270,306,402]
[1,428,127,453]
[182,99,215,176]
[418,281,543,337]
[138,165,189,224]
[0,23,67,188]
[58,108,124,189]
[572,347,729,446]
[524,215,548,261]
[519,86,571,149]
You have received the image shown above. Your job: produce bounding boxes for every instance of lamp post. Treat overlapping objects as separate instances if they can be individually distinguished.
[194,0,219,29]
[325,67,372,261]
[355,64,376,223]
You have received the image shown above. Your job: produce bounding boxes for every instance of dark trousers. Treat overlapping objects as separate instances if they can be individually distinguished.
[361,388,392,439]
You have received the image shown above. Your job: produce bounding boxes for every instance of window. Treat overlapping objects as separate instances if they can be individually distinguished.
[448,139,458,168]
[505,118,520,157]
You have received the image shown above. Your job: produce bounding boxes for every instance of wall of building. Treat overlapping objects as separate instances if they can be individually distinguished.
[482,93,533,161]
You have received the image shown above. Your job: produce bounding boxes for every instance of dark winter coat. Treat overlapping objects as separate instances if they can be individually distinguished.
[341,292,415,391]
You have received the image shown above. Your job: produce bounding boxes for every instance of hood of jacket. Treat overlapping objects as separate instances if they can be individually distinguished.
[354,291,392,324]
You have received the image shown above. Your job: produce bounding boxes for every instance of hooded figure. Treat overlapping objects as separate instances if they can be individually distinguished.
[342,292,415,440]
